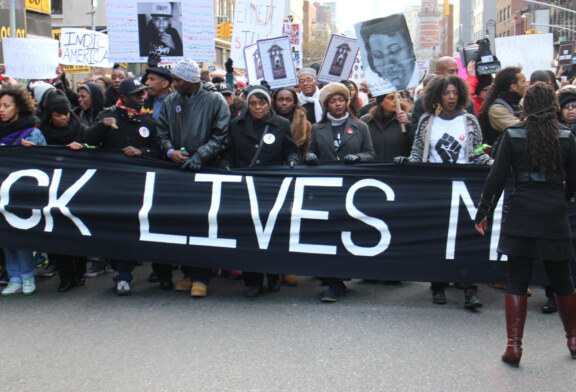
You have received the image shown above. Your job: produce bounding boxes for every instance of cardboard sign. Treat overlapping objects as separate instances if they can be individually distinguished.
[495,34,555,78]
[257,36,297,89]
[2,38,59,79]
[60,28,113,68]
[243,44,264,85]
[317,35,359,84]
[231,0,286,65]
[558,42,574,66]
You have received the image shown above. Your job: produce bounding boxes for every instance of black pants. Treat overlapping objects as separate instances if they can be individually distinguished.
[52,254,86,284]
[507,256,575,297]
[243,272,280,287]
[152,263,172,282]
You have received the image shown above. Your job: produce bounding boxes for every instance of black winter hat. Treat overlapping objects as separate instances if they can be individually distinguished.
[558,85,576,107]
[142,66,173,84]
[43,90,71,114]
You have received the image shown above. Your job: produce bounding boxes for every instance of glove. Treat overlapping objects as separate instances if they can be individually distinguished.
[393,156,408,165]
[288,159,297,169]
[304,152,318,165]
[147,53,161,68]
[343,154,360,164]
[225,58,234,74]
[203,82,216,92]
[180,153,203,171]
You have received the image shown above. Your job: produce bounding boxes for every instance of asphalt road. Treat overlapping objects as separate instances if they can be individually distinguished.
[1,266,575,392]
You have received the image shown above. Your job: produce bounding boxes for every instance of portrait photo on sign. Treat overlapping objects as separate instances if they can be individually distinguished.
[137,1,183,57]
[354,14,418,96]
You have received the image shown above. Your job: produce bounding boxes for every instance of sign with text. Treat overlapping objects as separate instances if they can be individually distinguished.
[231,0,286,66]
[106,0,214,63]
[495,33,554,78]
[257,36,297,89]
[2,38,59,79]
[60,28,113,68]
[318,35,359,84]
[25,0,51,14]
[282,23,302,68]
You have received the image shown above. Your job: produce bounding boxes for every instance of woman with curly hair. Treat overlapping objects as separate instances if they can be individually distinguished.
[396,75,490,310]
[475,82,576,367]
[0,85,46,296]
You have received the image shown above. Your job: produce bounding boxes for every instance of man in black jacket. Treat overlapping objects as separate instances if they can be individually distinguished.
[85,77,160,295]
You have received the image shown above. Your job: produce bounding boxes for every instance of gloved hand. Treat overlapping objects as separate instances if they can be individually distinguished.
[343,154,360,164]
[393,156,408,165]
[147,53,161,68]
[225,58,234,74]
[181,153,203,171]
[304,152,318,165]
[220,162,232,172]
[288,159,297,169]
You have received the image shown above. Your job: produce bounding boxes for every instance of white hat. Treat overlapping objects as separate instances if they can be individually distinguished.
[172,59,201,83]
[151,2,172,16]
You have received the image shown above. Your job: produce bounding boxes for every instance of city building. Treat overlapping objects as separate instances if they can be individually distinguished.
[418,0,442,59]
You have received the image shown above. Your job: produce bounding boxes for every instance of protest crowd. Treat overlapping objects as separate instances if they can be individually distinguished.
[2,9,576,368]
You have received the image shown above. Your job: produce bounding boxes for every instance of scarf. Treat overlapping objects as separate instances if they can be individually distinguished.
[41,114,81,145]
[497,91,522,110]
[298,88,323,123]
[0,114,36,145]
[116,99,143,119]
[327,111,349,126]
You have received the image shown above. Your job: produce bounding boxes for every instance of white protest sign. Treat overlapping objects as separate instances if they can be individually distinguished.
[349,52,366,84]
[60,28,113,67]
[2,38,59,79]
[243,44,264,85]
[318,35,359,84]
[231,0,286,65]
[106,0,214,63]
[282,23,303,67]
[416,59,430,82]
[257,36,297,89]
[354,14,418,96]
[495,34,554,78]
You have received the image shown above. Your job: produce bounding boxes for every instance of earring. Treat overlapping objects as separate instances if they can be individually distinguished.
[434,103,442,116]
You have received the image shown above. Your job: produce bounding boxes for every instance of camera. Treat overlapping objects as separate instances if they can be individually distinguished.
[460,38,501,76]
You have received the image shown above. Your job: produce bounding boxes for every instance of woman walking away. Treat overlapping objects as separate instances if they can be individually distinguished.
[475,82,576,367]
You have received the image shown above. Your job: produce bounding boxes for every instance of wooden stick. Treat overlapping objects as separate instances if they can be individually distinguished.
[394,92,406,134]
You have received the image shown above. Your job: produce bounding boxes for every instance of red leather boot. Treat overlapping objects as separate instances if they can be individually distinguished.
[555,292,576,359]
[501,295,527,367]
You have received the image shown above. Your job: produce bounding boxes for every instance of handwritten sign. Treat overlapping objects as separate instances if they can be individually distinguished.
[231,0,286,66]
[257,36,297,89]
[106,0,215,63]
[2,38,59,79]
[495,34,554,78]
[317,35,359,84]
[60,28,113,67]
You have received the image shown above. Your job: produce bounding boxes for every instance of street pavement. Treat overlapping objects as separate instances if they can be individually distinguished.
[1,266,575,392]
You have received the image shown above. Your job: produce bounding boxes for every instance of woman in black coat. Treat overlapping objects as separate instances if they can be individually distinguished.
[475,82,576,367]
[75,82,105,127]
[304,82,375,302]
[221,86,300,297]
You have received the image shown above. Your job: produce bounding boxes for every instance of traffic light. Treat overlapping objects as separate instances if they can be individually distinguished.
[525,29,541,34]
[222,22,233,39]
[216,23,223,38]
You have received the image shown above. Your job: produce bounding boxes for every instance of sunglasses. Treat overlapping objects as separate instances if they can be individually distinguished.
[564,102,576,108]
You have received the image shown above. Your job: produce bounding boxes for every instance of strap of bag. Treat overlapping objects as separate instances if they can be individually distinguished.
[249,124,270,167]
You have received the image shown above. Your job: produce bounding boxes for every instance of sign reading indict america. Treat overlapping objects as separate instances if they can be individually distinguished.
[60,28,113,68]
[0,147,570,285]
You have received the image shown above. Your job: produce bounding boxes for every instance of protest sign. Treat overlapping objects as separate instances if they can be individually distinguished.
[2,38,59,79]
[495,33,554,78]
[243,44,264,85]
[317,35,359,84]
[60,28,113,68]
[282,23,303,68]
[354,14,418,96]
[257,36,297,89]
[231,0,286,65]
[0,8,26,63]
[106,0,214,63]
[416,59,430,83]
[349,53,366,84]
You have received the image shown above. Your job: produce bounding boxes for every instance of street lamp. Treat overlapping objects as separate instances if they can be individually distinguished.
[521,12,533,33]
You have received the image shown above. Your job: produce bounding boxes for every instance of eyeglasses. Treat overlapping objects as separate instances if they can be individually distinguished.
[299,77,316,84]
[564,102,576,108]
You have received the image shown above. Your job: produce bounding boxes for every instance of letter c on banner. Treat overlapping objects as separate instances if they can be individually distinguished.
[0,169,50,230]
[342,179,395,257]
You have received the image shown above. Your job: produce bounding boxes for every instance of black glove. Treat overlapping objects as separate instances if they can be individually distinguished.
[147,53,161,68]
[304,152,318,165]
[181,153,203,171]
[393,156,408,165]
[225,58,234,74]
[343,154,360,164]
[288,159,297,169]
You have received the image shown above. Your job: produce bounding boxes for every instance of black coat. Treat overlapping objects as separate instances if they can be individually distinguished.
[85,106,160,158]
[221,111,300,168]
[360,112,411,161]
[478,127,576,240]
[308,117,375,162]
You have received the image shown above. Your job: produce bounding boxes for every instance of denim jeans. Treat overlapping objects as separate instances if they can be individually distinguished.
[110,259,135,283]
[3,248,35,283]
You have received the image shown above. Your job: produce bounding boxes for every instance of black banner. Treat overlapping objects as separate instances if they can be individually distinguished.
[0,146,567,284]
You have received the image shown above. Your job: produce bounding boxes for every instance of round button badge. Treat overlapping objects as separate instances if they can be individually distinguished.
[139,126,150,138]
[263,134,276,144]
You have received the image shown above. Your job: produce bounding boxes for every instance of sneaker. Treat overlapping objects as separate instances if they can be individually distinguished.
[116,280,131,296]
[84,262,105,278]
[40,263,57,277]
[432,290,447,305]
[105,264,114,273]
[321,282,345,302]
[2,282,22,296]
[22,277,36,295]
[34,252,49,268]
[0,269,8,285]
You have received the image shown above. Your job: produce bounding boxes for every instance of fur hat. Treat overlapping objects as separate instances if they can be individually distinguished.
[558,85,576,107]
[172,59,201,83]
[319,82,350,108]
[43,90,71,114]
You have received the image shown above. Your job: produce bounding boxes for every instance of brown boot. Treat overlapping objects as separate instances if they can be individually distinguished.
[555,292,576,359]
[501,294,527,367]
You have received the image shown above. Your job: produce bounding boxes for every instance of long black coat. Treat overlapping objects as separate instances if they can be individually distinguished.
[360,112,411,161]
[308,117,375,162]
[221,110,300,168]
[478,127,576,240]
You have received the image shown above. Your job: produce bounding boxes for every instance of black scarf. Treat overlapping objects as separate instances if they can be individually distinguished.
[41,114,81,145]
[497,91,522,111]
[0,114,36,139]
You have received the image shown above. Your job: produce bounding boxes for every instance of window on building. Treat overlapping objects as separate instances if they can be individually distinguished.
[52,0,63,15]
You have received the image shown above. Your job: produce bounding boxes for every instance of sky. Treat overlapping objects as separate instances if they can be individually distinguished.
[334,0,423,35]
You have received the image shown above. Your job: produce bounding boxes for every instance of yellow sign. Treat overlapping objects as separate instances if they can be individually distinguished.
[26,0,52,15]
[64,65,91,74]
